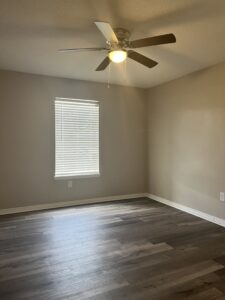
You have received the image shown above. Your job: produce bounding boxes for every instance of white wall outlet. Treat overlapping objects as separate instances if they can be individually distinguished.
[220,192,225,202]
[68,181,73,188]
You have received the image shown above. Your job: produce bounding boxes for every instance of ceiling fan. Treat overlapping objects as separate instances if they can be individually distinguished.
[58,22,176,71]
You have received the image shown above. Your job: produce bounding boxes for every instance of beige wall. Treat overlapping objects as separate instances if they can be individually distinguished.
[147,62,225,219]
[1,62,225,217]
[0,70,148,209]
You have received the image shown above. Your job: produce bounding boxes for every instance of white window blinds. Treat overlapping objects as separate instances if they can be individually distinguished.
[55,98,99,178]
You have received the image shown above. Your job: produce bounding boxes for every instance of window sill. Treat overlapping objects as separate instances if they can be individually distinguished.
[54,173,100,180]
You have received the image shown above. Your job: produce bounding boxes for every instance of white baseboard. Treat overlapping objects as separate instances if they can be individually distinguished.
[147,193,225,228]
[0,193,146,216]
[2,193,225,229]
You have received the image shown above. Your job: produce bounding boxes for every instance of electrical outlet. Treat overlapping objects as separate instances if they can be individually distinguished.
[220,192,225,202]
[68,181,73,188]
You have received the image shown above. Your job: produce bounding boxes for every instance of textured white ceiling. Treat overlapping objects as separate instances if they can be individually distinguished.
[0,0,225,88]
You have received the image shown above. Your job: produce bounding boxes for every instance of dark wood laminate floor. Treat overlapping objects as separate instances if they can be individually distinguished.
[0,198,225,300]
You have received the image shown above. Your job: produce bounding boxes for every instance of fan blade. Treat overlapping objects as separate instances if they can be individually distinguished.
[95,22,118,43]
[128,50,158,68]
[129,33,176,48]
[58,47,107,52]
[96,56,111,71]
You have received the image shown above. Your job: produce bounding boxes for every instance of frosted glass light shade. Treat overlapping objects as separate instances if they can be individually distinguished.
[108,50,127,63]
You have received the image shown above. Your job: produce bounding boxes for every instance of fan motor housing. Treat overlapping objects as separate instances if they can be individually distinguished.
[114,28,131,41]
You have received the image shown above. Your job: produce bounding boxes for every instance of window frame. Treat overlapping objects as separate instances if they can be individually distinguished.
[54,97,101,180]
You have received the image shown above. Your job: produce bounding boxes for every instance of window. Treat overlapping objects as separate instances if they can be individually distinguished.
[55,98,99,178]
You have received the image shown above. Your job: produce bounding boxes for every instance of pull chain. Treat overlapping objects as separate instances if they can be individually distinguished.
[107,63,111,88]
[122,58,127,84]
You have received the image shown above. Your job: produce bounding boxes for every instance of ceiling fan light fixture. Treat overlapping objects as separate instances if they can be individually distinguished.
[59,22,176,71]
[108,50,127,63]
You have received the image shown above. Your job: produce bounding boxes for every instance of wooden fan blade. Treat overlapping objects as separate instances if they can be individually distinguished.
[58,47,107,52]
[95,22,118,43]
[96,57,111,71]
[128,50,158,68]
[129,33,176,48]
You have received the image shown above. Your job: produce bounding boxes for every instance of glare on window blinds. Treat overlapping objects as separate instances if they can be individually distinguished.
[55,98,99,178]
